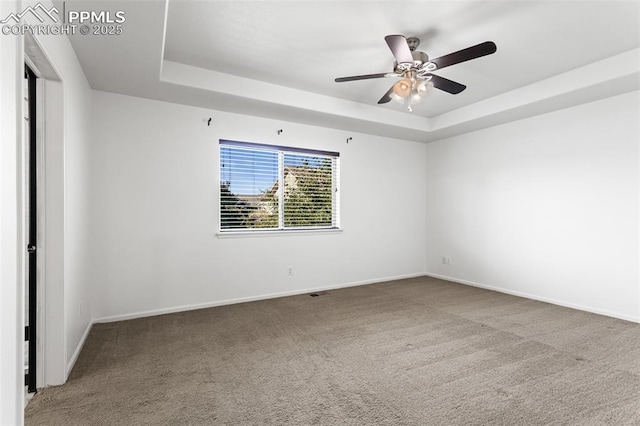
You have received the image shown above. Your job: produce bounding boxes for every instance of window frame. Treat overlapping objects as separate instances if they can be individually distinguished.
[218,140,341,235]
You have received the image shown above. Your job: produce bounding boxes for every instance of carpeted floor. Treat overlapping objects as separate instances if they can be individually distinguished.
[25,276,640,425]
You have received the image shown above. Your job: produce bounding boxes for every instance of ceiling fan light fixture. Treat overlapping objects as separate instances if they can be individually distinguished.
[335,35,497,110]
[392,78,412,98]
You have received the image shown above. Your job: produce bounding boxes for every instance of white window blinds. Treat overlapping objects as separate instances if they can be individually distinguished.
[219,140,340,232]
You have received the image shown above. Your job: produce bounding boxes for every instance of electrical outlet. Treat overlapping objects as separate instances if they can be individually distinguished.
[288,266,293,276]
[442,257,452,265]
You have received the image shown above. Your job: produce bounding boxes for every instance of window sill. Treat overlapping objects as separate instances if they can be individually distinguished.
[216,228,343,239]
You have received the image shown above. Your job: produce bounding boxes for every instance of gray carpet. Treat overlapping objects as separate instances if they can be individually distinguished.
[25,277,640,425]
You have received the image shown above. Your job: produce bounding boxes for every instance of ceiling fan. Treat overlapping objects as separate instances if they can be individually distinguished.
[335,35,497,111]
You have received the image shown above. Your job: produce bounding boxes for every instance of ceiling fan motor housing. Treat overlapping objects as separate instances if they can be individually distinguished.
[405,36,420,51]
[394,50,430,74]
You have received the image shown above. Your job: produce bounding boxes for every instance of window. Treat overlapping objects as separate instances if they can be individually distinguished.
[219,140,340,232]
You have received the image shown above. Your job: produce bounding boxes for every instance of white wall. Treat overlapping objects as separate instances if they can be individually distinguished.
[90,91,427,321]
[0,1,24,423]
[42,79,66,385]
[425,91,640,322]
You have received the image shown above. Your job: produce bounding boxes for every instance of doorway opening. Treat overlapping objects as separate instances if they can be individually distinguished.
[24,64,37,395]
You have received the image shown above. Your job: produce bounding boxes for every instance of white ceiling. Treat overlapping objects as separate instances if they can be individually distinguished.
[61,0,640,142]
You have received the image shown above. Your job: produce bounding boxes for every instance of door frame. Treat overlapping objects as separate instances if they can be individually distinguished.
[24,31,65,390]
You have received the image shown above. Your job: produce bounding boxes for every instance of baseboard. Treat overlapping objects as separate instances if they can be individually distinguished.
[65,321,93,379]
[93,272,427,324]
[425,272,640,324]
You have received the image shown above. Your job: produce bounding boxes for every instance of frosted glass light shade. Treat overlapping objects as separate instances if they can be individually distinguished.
[392,78,411,98]
[390,92,405,104]
[410,80,434,105]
